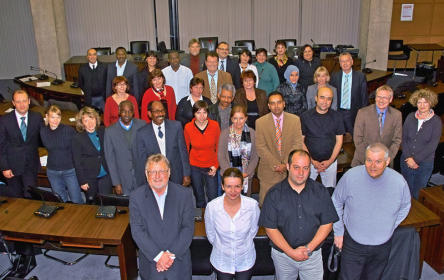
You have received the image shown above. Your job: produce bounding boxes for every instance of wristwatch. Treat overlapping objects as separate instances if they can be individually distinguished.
[305,245,312,257]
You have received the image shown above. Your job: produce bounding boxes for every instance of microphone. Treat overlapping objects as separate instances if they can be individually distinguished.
[362,59,376,74]
[30,66,48,80]
[310,38,317,47]
[44,70,64,85]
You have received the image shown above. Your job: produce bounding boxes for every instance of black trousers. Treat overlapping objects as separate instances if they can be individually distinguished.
[339,229,392,280]
[85,174,112,204]
[3,172,37,198]
[213,266,253,280]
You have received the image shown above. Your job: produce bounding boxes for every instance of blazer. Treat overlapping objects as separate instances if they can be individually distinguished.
[330,70,368,117]
[105,61,140,101]
[352,104,402,167]
[255,112,302,185]
[129,182,194,280]
[0,110,43,176]
[78,61,107,106]
[104,119,146,194]
[71,126,109,185]
[233,88,269,117]
[180,53,205,74]
[194,70,233,102]
[135,119,190,186]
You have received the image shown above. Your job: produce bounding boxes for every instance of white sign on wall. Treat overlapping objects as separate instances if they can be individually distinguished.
[401,4,414,21]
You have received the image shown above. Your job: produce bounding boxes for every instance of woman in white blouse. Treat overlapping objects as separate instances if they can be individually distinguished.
[238,49,259,88]
[204,168,260,279]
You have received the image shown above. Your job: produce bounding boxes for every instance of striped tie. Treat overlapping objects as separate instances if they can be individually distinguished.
[210,74,217,104]
[275,118,282,154]
[340,74,350,109]
[378,113,384,136]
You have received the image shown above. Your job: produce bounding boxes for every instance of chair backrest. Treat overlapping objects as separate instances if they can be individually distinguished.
[234,40,255,51]
[93,47,111,56]
[389,40,404,52]
[287,46,301,59]
[28,186,63,203]
[157,41,168,54]
[198,37,218,52]
[96,193,129,207]
[232,46,248,56]
[130,41,149,54]
[277,39,297,48]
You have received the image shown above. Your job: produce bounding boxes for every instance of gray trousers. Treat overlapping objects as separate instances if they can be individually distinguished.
[271,247,323,280]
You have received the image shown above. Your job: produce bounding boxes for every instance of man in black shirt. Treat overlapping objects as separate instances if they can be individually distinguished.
[259,149,338,280]
[301,87,345,188]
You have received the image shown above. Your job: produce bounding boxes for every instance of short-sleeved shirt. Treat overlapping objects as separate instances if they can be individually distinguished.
[259,178,339,252]
[301,108,345,161]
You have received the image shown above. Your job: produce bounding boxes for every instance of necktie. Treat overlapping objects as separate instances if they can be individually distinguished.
[340,74,350,109]
[378,113,384,136]
[158,126,163,139]
[275,118,282,154]
[210,74,217,104]
[92,64,95,70]
[220,60,225,71]
[20,116,27,141]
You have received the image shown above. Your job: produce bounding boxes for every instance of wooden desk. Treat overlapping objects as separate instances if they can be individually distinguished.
[0,198,137,280]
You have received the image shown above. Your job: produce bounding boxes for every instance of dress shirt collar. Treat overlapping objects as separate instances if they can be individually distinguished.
[152,120,165,131]
[15,110,28,126]
[187,95,203,106]
[89,62,98,70]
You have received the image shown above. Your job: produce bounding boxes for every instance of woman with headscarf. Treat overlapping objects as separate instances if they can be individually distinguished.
[276,65,307,116]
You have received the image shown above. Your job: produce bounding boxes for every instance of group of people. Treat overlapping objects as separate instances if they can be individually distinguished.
[0,38,442,280]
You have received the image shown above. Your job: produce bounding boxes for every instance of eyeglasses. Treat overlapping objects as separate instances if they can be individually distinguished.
[375,95,391,100]
[146,170,169,176]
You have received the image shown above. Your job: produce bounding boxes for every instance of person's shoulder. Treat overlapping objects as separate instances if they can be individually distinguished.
[206,195,223,209]
[241,195,259,207]
[177,96,189,105]
[208,118,220,128]
[165,119,182,129]
[169,181,192,195]
[307,84,316,91]
[301,108,315,119]
[256,112,271,124]
[137,122,152,134]
[28,110,43,120]
[133,118,147,128]
[284,111,300,122]
[130,184,148,200]
[195,70,206,78]
[164,84,174,91]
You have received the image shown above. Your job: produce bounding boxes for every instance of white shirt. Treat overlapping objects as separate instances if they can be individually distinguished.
[15,110,28,127]
[89,62,98,70]
[204,194,260,274]
[239,63,259,87]
[218,58,227,71]
[116,60,127,76]
[186,94,203,107]
[162,65,193,104]
[152,121,166,156]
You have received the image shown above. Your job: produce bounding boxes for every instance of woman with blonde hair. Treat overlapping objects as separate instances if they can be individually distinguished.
[306,66,338,110]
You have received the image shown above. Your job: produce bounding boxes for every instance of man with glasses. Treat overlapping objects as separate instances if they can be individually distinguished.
[130,153,194,280]
[135,101,191,187]
[351,85,402,167]
[215,42,241,89]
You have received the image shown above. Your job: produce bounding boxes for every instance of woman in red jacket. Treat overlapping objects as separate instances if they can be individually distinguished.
[140,69,177,122]
[184,100,220,208]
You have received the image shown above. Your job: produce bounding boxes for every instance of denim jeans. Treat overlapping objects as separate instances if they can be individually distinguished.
[46,168,84,203]
[400,155,434,199]
[91,96,105,112]
[190,165,218,208]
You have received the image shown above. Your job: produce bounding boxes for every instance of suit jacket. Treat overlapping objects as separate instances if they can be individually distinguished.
[78,61,107,106]
[129,182,194,280]
[224,56,241,89]
[104,119,146,194]
[194,70,233,102]
[105,61,140,101]
[71,126,109,185]
[255,112,302,185]
[135,119,190,186]
[352,104,402,167]
[180,53,205,74]
[330,70,368,127]
[0,110,43,176]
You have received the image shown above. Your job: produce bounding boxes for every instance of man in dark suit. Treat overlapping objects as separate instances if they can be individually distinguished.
[78,48,107,111]
[180,38,205,75]
[216,42,241,89]
[105,47,140,101]
[135,101,191,187]
[130,153,194,280]
[330,52,368,135]
[104,100,146,195]
[0,90,43,198]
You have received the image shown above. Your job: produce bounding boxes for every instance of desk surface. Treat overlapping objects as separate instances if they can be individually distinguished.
[408,44,444,51]
[15,76,83,97]
[0,198,128,245]
[365,69,392,82]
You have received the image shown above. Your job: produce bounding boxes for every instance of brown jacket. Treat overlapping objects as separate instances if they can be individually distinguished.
[195,70,233,102]
[234,88,270,117]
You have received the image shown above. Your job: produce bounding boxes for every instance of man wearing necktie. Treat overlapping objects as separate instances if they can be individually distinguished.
[135,101,191,187]
[351,85,402,167]
[330,52,368,136]
[0,90,43,197]
[215,42,241,89]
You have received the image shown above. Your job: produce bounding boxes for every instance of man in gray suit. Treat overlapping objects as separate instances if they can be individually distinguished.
[104,100,146,195]
[105,47,140,100]
[135,100,191,186]
[130,154,194,280]
[352,85,402,167]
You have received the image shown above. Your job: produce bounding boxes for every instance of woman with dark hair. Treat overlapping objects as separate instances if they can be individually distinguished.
[238,49,259,87]
[40,105,83,203]
[140,69,177,122]
[137,50,159,101]
[295,44,321,91]
[205,167,260,280]
[401,88,442,199]
[176,77,212,127]
[253,48,280,96]
[268,40,294,84]
[233,70,269,129]
[184,100,220,208]
[72,107,112,204]
[103,76,139,127]
[277,65,307,116]
[218,105,259,196]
